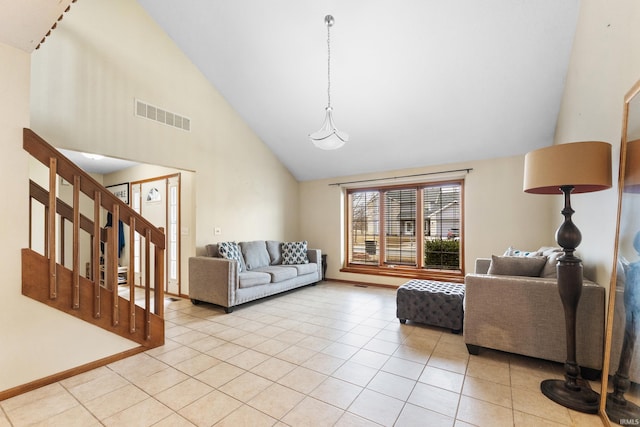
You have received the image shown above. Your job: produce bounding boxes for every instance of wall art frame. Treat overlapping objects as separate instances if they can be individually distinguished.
[106,182,129,205]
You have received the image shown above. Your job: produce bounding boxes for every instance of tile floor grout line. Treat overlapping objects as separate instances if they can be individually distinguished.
[57,375,109,426]
[1,282,611,426]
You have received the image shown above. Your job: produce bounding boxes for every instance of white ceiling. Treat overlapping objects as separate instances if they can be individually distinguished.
[59,149,140,175]
[2,1,580,181]
[136,0,580,181]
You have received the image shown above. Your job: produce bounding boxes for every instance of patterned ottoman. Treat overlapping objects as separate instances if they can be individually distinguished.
[396,279,465,333]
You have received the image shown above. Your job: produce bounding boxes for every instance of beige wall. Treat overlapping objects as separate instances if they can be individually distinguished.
[0,42,138,393]
[29,0,300,251]
[0,44,29,300]
[300,155,555,286]
[555,0,640,286]
[1,0,298,392]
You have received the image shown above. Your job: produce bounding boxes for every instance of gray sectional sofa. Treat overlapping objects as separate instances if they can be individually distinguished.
[464,247,606,374]
[189,240,322,313]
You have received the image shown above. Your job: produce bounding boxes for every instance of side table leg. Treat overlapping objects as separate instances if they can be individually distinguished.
[321,254,327,280]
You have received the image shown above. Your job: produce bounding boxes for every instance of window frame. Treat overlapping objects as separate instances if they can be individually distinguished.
[342,179,465,283]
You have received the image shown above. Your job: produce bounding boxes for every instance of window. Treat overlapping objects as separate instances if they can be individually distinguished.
[345,180,463,281]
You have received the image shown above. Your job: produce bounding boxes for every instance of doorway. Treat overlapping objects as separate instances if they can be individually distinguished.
[130,173,181,296]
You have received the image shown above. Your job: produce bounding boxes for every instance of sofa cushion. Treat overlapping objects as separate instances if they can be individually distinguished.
[253,266,298,282]
[240,241,271,270]
[289,263,318,276]
[218,241,246,272]
[487,255,547,277]
[282,241,309,265]
[205,243,219,257]
[238,271,271,288]
[266,240,283,265]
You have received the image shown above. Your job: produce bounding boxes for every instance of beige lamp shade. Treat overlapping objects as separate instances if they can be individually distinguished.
[624,139,640,193]
[523,141,612,194]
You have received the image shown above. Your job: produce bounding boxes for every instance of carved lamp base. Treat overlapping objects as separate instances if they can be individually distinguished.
[607,393,640,425]
[541,379,600,414]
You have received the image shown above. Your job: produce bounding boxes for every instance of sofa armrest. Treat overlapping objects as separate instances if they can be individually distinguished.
[464,273,605,369]
[475,258,491,274]
[189,256,239,308]
[307,249,322,279]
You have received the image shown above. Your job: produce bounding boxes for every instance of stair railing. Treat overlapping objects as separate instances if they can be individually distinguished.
[23,128,165,345]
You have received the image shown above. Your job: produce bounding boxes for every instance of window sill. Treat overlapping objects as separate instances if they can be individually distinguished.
[340,265,464,283]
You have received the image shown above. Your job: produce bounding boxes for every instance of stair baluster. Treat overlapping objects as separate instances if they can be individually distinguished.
[72,174,81,309]
[22,128,165,348]
[48,158,57,299]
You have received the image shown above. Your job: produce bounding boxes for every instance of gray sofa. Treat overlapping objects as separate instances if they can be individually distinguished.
[189,240,322,313]
[464,250,606,374]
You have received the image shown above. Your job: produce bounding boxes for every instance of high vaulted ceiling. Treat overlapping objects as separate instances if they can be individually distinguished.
[2,1,580,181]
[136,1,580,181]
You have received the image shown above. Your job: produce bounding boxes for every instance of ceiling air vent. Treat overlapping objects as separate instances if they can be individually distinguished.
[135,99,191,132]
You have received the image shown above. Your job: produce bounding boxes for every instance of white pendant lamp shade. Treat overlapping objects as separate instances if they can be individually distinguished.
[310,107,349,150]
[309,15,348,150]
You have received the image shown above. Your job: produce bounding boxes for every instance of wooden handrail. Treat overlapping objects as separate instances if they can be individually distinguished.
[23,128,165,347]
[24,128,165,248]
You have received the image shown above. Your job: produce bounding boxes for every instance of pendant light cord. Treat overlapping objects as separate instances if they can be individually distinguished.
[326,18,332,108]
[309,15,348,148]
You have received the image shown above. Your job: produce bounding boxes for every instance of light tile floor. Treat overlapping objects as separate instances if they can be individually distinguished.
[0,281,624,426]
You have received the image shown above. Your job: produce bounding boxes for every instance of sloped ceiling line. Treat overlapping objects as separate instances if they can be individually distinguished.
[36,0,79,50]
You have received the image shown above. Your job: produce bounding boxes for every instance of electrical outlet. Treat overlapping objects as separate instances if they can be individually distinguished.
[214,227,221,235]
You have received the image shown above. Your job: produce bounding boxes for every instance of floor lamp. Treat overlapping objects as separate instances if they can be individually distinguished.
[524,141,612,414]
[607,138,640,422]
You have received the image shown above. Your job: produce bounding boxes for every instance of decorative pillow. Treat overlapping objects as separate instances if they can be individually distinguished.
[217,241,246,272]
[538,246,562,255]
[503,246,542,257]
[487,255,547,277]
[539,248,564,278]
[282,241,309,265]
[266,240,283,265]
[239,241,270,270]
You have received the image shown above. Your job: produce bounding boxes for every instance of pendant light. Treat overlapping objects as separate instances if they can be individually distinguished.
[309,15,349,150]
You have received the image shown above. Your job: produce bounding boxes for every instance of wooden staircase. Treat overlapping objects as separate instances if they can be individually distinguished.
[22,128,165,348]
